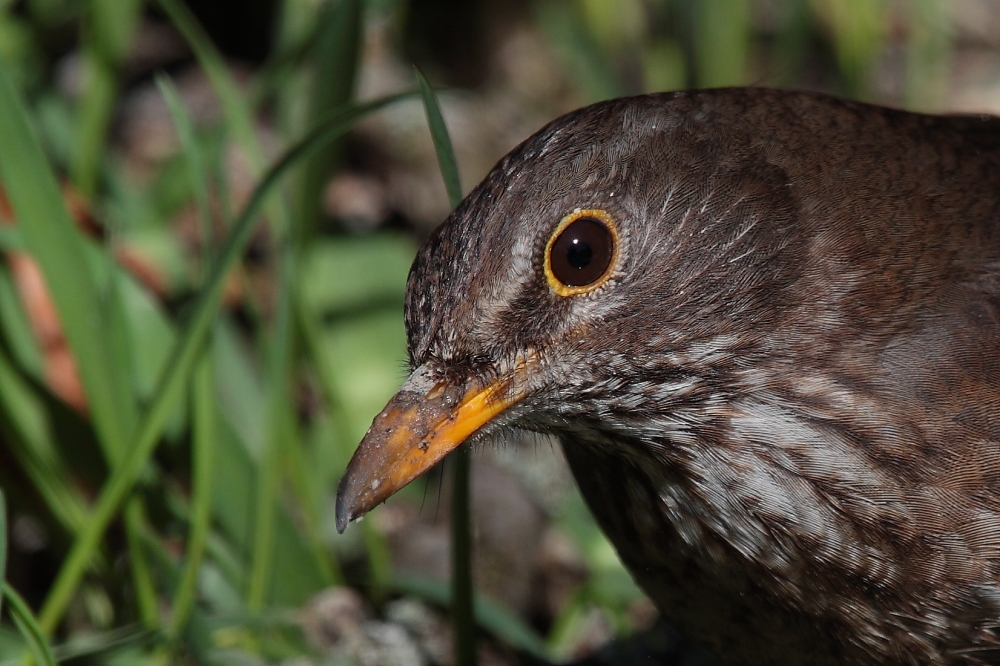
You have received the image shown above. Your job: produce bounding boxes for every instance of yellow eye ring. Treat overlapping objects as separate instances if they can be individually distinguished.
[544,209,620,296]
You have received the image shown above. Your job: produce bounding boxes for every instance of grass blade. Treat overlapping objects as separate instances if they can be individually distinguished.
[295,0,363,237]
[246,256,293,611]
[416,69,462,210]
[449,446,476,666]
[154,0,262,168]
[155,0,291,237]
[168,352,215,643]
[0,58,130,462]
[282,415,342,586]
[156,74,214,265]
[0,61,159,625]
[72,0,142,198]
[34,91,415,635]
[123,500,159,629]
[4,584,57,666]
[0,343,90,535]
[417,69,477,666]
[0,488,6,616]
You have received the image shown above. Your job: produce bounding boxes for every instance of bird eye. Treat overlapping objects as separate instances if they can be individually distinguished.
[544,210,618,296]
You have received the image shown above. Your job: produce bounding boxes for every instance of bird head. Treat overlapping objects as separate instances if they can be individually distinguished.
[335,90,804,532]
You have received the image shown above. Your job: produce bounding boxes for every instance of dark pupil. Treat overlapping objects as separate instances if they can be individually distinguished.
[566,239,592,269]
[550,217,613,287]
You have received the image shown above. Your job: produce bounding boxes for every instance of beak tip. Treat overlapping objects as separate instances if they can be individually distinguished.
[334,484,353,534]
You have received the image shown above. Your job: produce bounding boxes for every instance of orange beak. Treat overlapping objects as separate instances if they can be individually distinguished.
[335,363,529,532]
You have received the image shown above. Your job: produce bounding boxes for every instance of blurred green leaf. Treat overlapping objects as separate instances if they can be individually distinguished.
[306,299,408,447]
[212,402,324,606]
[210,324,330,606]
[536,0,621,101]
[106,268,140,435]
[116,270,187,432]
[32,94,74,171]
[298,234,413,319]
[123,501,159,629]
[299,288,406,597]
[695,0,749,87]
[905,0,951,110]
[108,271,159,629]
[0,264,41,378]
[0,57,132,464]
[0,344,91,536]
[643,38,686,93]
[248,268,294,611]
[0,226,23,251]
[0,11,43,92]
[0,66,159,628]
[213,319,265,455]
[813,0,886,97]
[297,235,409,596]
[579,0,645,50]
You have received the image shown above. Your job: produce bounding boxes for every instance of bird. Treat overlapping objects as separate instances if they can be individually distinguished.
[335,88,1000,665]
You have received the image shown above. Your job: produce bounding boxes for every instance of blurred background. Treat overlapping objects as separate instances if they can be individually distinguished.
[0,0,998,664]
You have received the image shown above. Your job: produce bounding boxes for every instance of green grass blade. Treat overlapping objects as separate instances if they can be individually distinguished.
[157,4,326,612]
[282,415,342,586]
[4,583,57,666]
[34,91,414,635]
[0,65,157,625]
[106,269,157,627]
[0,59,130,462]
[295,242,400,594]
[0,488,6,617]
[71,0,142,198]
[417,69,477,666]
[168,352,215,643]
[246,256,293,611]
[154,0,261,168]
[246,242,343,608]
[416,69,463,210]
[247,0,366,598]
[155,0,290,237]
[69,49,113,201]
[0,343,90,535]
[295,0,363,237]
[449,447,476,666]
[123,500,159,629]
[0,263,42,377]
[156,74,214,266]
